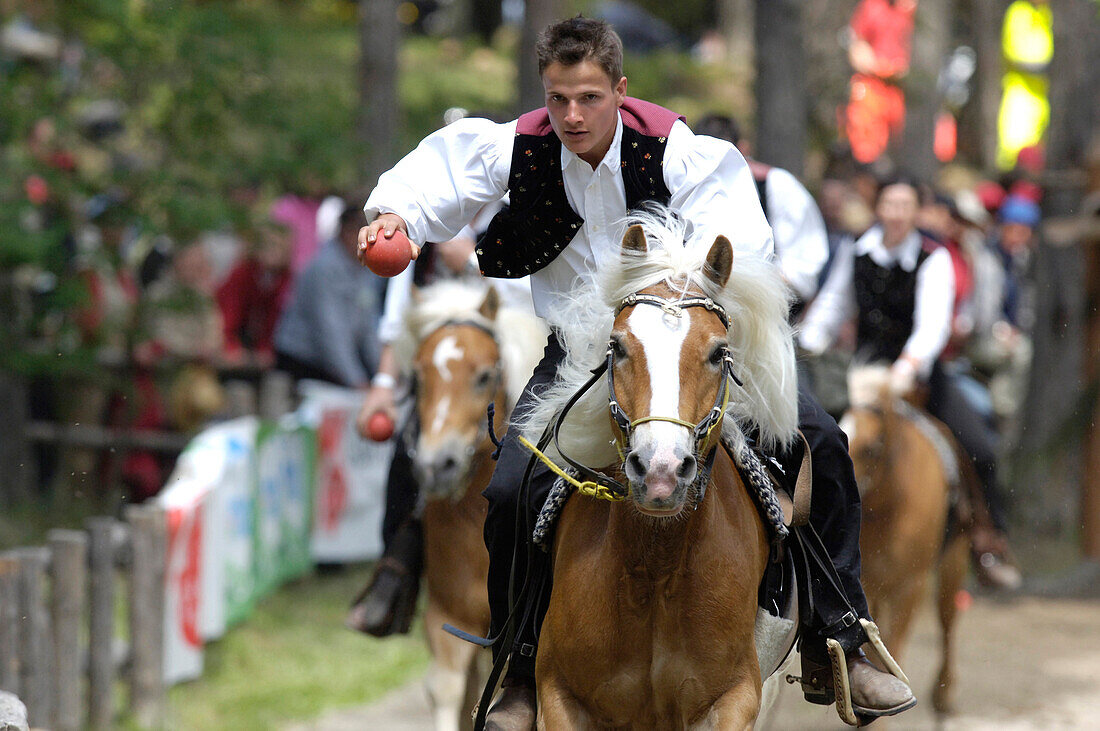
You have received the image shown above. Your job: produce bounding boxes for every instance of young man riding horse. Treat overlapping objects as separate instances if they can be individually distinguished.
[358,17,914,727]
[800,174,1022,590]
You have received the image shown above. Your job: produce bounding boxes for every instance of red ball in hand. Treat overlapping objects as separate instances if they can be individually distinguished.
[366,411,395,442]
[363,229,412,277]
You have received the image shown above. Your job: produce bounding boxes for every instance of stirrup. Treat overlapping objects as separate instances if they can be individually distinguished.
[825,619,912,727]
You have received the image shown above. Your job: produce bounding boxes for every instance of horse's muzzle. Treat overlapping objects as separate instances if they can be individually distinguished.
[414,440,473,499]
[625,440,698,513]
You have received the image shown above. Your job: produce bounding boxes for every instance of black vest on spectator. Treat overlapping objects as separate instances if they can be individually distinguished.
[853,244,933,363]
[476,98,685,278]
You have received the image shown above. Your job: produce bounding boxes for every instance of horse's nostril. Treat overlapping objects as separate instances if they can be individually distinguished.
[677,455,697,481]
[626,452,646,480]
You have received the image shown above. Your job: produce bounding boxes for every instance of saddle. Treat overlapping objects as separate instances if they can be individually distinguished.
[747,434,910,727]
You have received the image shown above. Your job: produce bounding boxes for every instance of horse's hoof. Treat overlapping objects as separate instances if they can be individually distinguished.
[932,682,953,715]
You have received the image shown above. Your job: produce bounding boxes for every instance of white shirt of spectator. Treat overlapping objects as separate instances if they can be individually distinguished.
[364,114,773,324]
[798,225,955,379]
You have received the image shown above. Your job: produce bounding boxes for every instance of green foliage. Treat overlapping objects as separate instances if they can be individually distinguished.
[623,0,715,39]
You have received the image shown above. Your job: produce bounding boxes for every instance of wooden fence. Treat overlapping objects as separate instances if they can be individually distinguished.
[0,504,167,730]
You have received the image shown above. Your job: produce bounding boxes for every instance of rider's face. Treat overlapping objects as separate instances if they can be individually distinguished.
[876,184,920,246]
[542,60,626,169]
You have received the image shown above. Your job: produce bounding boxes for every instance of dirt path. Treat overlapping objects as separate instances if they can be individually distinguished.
[291,594,1100,730]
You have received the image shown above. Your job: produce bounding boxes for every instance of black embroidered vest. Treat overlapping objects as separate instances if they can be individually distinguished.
[853,246,933,363]
[476,97,685,278]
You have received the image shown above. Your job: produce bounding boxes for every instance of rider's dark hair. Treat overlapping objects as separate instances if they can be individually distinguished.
[875,172,923,203]
[694,114,742,146]
[536,16,623,85]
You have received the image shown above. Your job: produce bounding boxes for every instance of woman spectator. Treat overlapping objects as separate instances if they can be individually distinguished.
[216,220,293,367]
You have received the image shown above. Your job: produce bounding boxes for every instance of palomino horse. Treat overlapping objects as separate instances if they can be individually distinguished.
[397,281,546,731]
[840,365,969,713]
[517,208,800,729]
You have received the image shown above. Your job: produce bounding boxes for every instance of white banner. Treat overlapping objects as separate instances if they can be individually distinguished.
[298,381,396,563]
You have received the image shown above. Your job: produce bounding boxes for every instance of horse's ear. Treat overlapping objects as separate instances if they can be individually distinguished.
[479,286,500,321]
[705,235,733,287]
[622,224,648,255]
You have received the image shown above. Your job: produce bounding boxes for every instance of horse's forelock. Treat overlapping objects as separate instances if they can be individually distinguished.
[397,282,547,412]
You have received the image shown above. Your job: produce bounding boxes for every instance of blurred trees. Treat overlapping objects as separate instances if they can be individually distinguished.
[900,0,951,181]
[518,0,565,113]
[1014,0,1100,534]
[360,0,400,186]
[753,0,807,176]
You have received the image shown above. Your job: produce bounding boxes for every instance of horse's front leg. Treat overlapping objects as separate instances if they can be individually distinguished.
[424,602,479,731]
[692,679,761,731]
[537,673,597,731]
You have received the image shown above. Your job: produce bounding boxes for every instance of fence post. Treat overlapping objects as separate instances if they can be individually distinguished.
[259,370,293,420]
[47,530,86,731]
[86,518,116,729]
[224,380,258,418]
[0,555,19,695]
[126,504,166,727]
[15,549,50,729]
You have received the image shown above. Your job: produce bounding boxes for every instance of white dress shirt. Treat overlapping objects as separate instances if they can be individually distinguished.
[798,226,955,378]
[365,113,773,319]
[762,167,829,301]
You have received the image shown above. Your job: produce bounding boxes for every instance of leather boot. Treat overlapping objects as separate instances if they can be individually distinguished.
[345,520,423,637]
[971,527,1022,591]
[484,676,537,731]
[847,651,916,721]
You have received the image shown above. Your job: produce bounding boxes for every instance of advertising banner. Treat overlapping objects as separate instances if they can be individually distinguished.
[253,419,315,595]
[298,381,396,563]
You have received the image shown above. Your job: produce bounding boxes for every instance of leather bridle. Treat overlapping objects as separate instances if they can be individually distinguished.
[549,292,742,502]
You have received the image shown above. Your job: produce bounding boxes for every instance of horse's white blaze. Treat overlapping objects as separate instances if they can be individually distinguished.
[431,334,464,383]
[429,395,451,437]
[628,306,694,464]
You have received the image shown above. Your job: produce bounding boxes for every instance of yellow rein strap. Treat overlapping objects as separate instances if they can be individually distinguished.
[517,435,627,502]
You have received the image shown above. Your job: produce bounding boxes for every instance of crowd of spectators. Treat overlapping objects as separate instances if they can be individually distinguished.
[28,185,386,503]
[0,5,1061,515]
[808,147,1046,439]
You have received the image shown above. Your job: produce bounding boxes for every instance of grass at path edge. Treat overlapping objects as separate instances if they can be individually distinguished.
[160,563,429,731]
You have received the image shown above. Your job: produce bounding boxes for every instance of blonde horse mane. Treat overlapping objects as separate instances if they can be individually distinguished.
[514,204,799,469]
[845,364,960,485]
[394,280,548,410]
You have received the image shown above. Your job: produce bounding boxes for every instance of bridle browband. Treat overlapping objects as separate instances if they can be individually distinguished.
[545,292,742,502]
[615,292,732,330]
[407,318,504,465]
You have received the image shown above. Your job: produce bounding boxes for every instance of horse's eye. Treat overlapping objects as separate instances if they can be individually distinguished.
[610,337,627,360]
[475,370,495,389]
[708,346,726,366]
